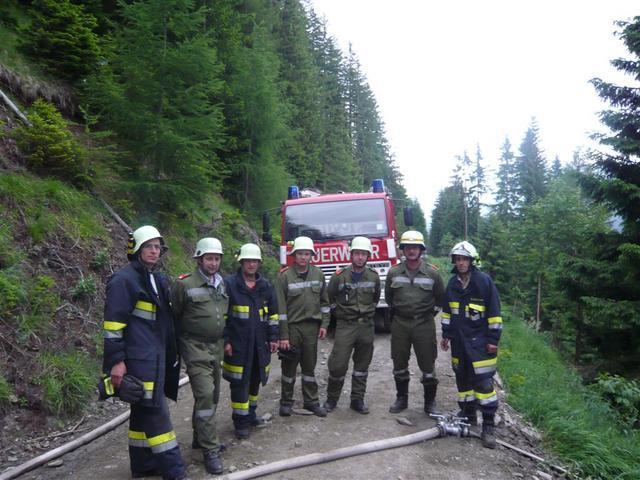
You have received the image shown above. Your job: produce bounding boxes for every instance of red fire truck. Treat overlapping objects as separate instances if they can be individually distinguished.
[269,179,412,331]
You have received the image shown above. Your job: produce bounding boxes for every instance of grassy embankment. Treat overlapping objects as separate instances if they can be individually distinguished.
[500,313,640,479]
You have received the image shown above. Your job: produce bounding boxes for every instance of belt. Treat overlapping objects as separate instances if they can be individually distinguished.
[183,332,223,343]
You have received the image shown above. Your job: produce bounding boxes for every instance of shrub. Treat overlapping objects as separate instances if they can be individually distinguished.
[90,250,110,271]
[11,99,91,185]
[19,0,100,81]
[29,274,58,316]
[38,351,95,416]
[71,275,97,300]
[0,374,13,411]
[590,373,640,429]
[0,269,25,318]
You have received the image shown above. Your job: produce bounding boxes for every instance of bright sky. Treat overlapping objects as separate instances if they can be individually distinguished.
[310,0,638,225]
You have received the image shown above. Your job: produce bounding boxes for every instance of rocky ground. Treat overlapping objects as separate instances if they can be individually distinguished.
[3,328,566,480]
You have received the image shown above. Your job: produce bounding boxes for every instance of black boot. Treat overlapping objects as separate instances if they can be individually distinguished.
[456,403,477,425]
[481,415,497,449]
[389,379,409,413]
[203,450,224,475]
[350,398,370,414]
[248,406,265,427]
[323,398,338,412]
[423,383,438,415]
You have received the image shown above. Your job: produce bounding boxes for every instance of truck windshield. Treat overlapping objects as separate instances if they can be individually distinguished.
[285,198,388,241]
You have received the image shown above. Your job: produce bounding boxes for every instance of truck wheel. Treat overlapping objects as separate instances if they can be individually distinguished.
[374,309,391,333]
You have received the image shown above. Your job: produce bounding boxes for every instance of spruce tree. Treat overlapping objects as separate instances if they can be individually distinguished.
[516,119,548,208]
[494,136,519,219]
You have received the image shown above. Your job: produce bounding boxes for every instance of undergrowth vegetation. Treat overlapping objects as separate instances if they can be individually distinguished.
[499,312,640,479]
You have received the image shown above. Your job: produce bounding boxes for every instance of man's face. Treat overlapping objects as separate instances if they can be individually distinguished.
[403,245,422,261]
[351,250,369,269]
[199,253,222,276]
[453,255,472,274]
[241,259,260,277]
[294,250,312,269]
[139,238,162,267]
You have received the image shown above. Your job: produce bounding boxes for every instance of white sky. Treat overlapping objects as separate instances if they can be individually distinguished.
[310,0,638,226]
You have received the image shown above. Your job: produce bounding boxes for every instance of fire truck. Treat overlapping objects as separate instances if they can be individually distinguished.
[265,179,413,332]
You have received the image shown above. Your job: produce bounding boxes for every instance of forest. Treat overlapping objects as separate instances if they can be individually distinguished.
[0,1,639,476]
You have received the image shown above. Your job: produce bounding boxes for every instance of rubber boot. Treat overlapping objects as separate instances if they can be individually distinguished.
[481,415,497,449]
[389,379,409,413]
[458,403,477,425]
[350,398,370,414]
[203,450,223,475]
[248,405,265,427]
[323,398,338,412]
[423,383,438,415]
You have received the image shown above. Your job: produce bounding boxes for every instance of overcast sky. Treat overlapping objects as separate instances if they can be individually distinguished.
[310,0,638,225]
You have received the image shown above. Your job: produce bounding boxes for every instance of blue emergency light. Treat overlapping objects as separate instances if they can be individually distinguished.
[372,179,385,193]
[288,185,300,199]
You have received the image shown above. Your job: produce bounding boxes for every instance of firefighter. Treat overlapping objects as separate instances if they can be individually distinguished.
[440,241,502,449]
[276,236,330,417]
[171,238,227,475]
[385,230,445,416]
[222,243,278,440]
[323,236,381,414]
[102,225,187,480]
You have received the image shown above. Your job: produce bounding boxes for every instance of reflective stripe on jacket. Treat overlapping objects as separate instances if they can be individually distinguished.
[222,270,278,386]
[102,260,180,405]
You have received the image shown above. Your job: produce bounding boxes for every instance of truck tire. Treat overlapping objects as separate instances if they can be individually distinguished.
[374,308,391,333]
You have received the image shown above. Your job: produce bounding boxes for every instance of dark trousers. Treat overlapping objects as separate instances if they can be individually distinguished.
[128,398,185,479]
[230,350,261,430]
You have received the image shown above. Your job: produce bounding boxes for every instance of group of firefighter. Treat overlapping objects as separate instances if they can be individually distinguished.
[101,225,502,480]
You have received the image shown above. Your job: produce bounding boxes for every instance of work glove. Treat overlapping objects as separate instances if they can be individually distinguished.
[118,374,145,404]
[277,345,299,361]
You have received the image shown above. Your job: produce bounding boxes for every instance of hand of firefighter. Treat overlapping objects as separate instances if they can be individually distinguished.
[118,374,144,404]
[486,343,498,354]
[279,339,290,350]
[318,328,327,340]
[440,338,450,351]
[224,342,233,356]
[110,361,127,389]
[269,341,278,353]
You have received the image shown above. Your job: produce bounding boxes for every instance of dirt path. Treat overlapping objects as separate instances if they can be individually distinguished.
[19,328,561,480]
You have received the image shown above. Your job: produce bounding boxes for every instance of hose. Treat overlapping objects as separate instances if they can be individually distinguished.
[0,376,190,480]
[224,426,442,480]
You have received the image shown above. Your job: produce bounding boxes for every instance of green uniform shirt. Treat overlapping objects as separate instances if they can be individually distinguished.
[276,264,330,339]
[385,261,444,319]
[171,269,228,340]
[328,265,381,323]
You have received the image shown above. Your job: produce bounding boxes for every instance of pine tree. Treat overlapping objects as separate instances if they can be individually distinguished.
[516,119,548,207]
[20,0,100,81]
[550,155,563,177]
[84,0,226,214]
[494,136,519,219]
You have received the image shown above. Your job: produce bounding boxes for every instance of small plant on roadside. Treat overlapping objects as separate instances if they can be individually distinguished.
[29,274,59,316]
[11,99,91,186]
[0,269,23,318]
[0,374,14,411]
[38,351,95,416]
[71,275,97,300]
[590,373,640,429]
[89,250,110,271]
[16,313,50,342]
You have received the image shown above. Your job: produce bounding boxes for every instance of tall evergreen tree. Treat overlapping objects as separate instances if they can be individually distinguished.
[84,0,226,215]
[516,119,548,207]
[429,183,465,255]
[494,136,519,219]
[579,16,640,371]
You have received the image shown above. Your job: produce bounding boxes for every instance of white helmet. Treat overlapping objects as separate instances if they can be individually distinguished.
[450,241,479,263]
[128,225,165,256]
[193,237,223,257]
[399,230,426,251]
[290,236,315,255]
[237,243,262,262]
[350,236,373,255]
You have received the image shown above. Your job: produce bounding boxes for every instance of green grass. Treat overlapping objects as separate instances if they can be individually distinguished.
[38,351,96,416]
[0,374,13,410]
[500,313,640,479]
[0,172,107,244]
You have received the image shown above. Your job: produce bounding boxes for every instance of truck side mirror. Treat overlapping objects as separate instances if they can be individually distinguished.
[403,206,414,227]
[262,211,272,243]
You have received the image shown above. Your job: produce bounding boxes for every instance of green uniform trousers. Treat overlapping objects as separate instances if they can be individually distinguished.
[390,314,438,386]
[180,337,222,453]
[327,319,374,401]
[280,320,321,406]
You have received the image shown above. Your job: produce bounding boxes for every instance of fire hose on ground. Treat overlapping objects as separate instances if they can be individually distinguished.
[223,414,567,480]
[0,396,567,480]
